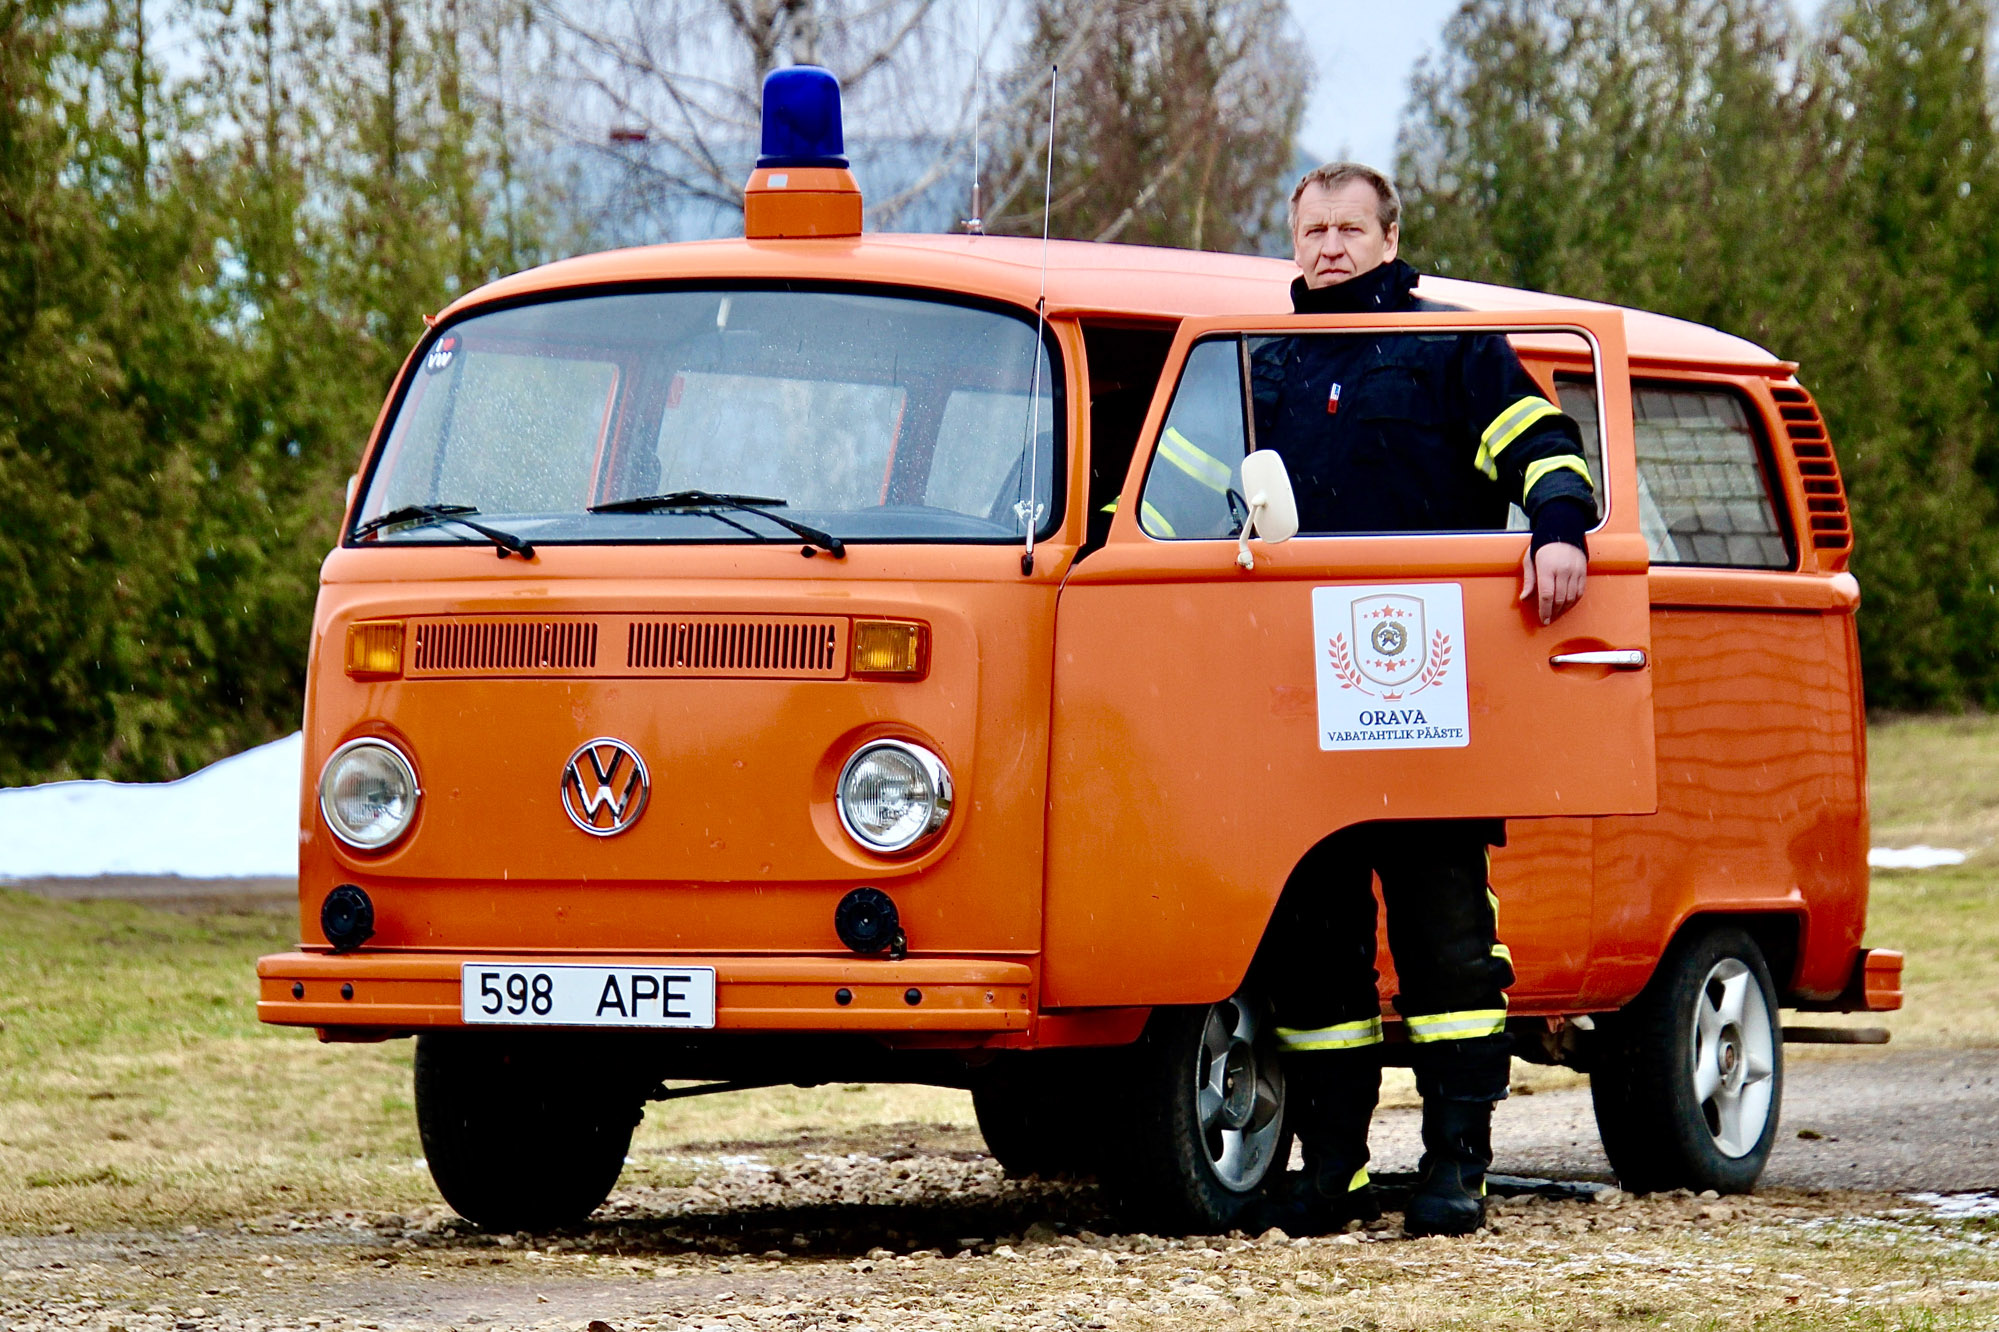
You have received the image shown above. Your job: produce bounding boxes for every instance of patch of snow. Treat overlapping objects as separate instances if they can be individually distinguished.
[1906,1191,1999,1218]
[1868,845,1968,870]
[0,733,301,879]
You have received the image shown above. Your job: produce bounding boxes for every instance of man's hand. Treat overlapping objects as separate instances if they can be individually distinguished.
[1519,542,1588,624]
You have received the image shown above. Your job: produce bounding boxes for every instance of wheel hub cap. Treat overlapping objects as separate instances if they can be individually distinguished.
[1219,1041,1256,1130]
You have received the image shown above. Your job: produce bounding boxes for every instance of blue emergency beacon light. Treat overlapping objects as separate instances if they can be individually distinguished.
[742,65,862,239]
[758,66,848,169]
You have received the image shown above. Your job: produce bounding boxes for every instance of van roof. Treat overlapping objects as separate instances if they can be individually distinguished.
[452,233,1788,374]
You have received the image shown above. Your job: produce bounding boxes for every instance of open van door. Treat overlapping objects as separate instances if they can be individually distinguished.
[1044,309,1654,1007]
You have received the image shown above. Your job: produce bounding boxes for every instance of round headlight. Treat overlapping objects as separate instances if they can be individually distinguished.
[319,739,421,850]
[836,741,953,854]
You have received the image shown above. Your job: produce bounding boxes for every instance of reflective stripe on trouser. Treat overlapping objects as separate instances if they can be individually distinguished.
[1254,819,1514,1103]
[1406,1008,1508,1043]
[1275,1016,1384,1051]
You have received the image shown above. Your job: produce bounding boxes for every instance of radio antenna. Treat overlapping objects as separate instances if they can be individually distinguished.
[965,0,984,234]
[1020,63,1056,577]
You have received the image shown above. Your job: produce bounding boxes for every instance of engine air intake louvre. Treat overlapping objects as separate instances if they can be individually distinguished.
[411,619,598,673]
[1770,385,1852,568]
[627,617,844,677]
[400,614,850,678]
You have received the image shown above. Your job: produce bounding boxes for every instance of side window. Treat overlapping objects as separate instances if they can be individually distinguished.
[1137,337,1249,539]
[1557,377,1790,567]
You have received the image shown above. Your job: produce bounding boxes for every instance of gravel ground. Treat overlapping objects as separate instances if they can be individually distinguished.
[6,1050,1999,1332]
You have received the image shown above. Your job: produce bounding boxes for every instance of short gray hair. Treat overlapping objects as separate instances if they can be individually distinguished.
[1289,162,1401,235]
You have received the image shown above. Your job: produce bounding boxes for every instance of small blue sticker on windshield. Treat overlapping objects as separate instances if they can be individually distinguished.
[424,335,459,374]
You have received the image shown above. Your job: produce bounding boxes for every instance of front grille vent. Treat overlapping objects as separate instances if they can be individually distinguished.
[411,619,598,673]
[403,614,848,678]
[1770,385,1852,568]
[627,617,843,677]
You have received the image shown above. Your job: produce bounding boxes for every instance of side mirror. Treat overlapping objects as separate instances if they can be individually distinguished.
[1236,450,1298,568]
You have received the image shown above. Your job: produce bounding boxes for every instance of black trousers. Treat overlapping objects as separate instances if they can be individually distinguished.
[1258,819,1515,1103]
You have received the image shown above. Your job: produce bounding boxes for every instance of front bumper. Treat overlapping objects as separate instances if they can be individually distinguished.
[257,951,1035,1036]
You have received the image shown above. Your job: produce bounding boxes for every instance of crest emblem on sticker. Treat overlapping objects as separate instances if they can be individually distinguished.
[1354,595,1426,689]
[1313,584,1469,751]
[423,335,459,374]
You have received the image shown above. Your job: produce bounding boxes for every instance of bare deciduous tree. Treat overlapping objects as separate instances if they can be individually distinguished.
[987,0,1308,254]
[538,0,1000,239]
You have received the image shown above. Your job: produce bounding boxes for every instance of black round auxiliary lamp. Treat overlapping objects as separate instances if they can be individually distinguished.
[321,883,376,953]
[834,886,903,958]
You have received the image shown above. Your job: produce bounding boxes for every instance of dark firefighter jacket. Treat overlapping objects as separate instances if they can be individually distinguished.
[1248,259,1595,550]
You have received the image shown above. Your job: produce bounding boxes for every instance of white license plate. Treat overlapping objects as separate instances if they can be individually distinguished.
[460,963,717,1029]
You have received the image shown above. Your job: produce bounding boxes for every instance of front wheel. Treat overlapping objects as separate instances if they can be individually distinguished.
[1590,925,1783,1194]
[1104,993,1289,1232]
[414,1031,643,1231]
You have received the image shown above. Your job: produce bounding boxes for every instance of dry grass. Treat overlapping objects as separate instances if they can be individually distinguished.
[1797,714,1999,1049]
[0,890,971,1233]
[1868,713,1999,862]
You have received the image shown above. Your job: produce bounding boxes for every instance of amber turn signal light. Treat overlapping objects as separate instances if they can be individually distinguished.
[344,620,405,679]
[850,619,928,679]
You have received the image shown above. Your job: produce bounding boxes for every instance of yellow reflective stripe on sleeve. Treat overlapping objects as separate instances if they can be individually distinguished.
[1159,427,1234,493]
[1490,942,1513,964]
[1473,396,1561,480]
[1348,1166,1371,1192]
[1139,499,1177,538]
[1274,1016,1385,1050]
[1100,498,1119,513]
[1521,453,1594,498]
[1405,1008,1509,1043]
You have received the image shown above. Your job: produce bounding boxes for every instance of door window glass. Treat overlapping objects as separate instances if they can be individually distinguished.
[1141,329,1600,539]
[1136,337,1249,539]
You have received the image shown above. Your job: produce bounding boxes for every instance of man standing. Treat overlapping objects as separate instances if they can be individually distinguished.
[1252,163,1595,1238]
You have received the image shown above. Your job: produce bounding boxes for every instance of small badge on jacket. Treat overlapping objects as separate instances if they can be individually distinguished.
[1327,382,1342,415]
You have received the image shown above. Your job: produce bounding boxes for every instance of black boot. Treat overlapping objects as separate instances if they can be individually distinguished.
[1404,1097,1493,1237]
[1251,1050,1381,1236]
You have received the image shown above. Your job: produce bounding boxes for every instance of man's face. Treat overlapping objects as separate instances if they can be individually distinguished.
[1292,179,1399,289]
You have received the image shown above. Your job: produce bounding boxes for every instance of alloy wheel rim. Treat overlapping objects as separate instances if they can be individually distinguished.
[1689,957,1777,1157]
[1193,996,1286,1190]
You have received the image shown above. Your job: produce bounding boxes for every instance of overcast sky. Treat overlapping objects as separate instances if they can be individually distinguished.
[1287,0,1832,172]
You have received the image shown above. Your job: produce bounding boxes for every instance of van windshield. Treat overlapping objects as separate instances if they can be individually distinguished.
[351,287,1062,548]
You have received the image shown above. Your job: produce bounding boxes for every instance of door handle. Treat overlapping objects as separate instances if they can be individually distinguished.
[1550,649,1648,670]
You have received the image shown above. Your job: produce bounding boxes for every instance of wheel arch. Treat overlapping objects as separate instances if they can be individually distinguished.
[1630,908,1803,1008]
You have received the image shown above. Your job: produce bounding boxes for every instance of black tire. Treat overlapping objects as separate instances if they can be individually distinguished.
[414,1031,643,1231]
[1590,925,1784,1194]
[1102,993,1290,1233]
[971,1052,1109,1179]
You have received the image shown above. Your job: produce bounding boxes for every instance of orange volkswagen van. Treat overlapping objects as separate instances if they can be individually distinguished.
[258,71,1900,1232]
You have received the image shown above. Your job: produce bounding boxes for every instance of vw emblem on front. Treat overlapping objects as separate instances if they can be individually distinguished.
[560,737,650,837]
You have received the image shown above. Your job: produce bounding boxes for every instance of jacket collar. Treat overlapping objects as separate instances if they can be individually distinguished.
[1289,258,1422,316]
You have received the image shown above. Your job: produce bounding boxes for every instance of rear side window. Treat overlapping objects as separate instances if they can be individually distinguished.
[1556,379,1791,569]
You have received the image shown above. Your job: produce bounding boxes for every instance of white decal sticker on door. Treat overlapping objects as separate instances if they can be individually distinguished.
[1312,583,1470,751]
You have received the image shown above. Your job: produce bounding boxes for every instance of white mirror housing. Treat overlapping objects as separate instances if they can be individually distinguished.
[1241,451,1299,543]
[1235,450,1300,569]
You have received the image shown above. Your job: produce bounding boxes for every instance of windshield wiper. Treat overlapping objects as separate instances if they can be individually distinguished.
[352,503,534,559]
[590,490,845,558]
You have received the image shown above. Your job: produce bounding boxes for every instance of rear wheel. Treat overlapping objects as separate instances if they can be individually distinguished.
[414,1031,643,1231]
[1105,992,1289,1233]
[1590,925,1783,1194]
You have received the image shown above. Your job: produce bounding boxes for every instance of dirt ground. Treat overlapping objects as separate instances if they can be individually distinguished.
[8,1099,1999,1332]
